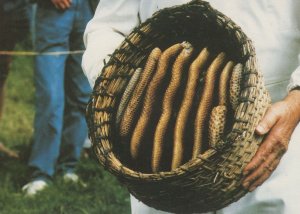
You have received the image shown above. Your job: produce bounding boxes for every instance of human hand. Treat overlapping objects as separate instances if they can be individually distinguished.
[242,90,300,192]
[51,0,72,10]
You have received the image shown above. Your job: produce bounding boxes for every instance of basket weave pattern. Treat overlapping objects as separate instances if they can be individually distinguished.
[86,0,271,212]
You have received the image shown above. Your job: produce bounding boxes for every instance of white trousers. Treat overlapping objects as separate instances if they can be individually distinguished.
[131,123,300,214]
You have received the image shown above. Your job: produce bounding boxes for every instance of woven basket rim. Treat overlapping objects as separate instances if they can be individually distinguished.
[90,0,262,178]
[87,0,271,212]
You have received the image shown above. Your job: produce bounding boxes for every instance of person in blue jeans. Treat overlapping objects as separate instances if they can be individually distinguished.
[22,0,93,196]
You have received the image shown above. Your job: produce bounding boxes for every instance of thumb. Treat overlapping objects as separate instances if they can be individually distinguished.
[256,106,280,135]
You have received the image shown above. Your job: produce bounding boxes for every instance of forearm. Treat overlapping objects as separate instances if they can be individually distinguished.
[284,89,300,124]
[82,0,140,88]
[286,63,300,123]
[287,57,300,91]
[82,27,125,87]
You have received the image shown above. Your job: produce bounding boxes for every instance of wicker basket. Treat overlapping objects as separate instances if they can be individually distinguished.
[86,0,271,213]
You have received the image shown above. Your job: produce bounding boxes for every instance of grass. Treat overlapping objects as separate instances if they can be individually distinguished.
[0,44,131,214]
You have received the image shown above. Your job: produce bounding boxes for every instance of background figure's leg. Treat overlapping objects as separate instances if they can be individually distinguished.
[0,56,10,120]
[58,0,92,173]
[0,20,16,120]
[0,9,30,158]
[0,54,11,120]
[0,84,5,120]
[28,4,73,177]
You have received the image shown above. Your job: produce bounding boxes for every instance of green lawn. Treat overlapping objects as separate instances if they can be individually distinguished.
[0,46,130,214]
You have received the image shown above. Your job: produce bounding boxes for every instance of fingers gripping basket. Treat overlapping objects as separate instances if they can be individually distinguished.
[86,0,271,213]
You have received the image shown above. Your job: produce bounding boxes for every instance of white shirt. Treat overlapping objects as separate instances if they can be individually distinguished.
[82,0,300,102]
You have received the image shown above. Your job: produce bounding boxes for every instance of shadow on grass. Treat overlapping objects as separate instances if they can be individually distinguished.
[0,146,131,214]
[0,143,32,185]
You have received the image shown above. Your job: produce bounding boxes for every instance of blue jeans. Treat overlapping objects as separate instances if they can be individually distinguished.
[29,0,92,177]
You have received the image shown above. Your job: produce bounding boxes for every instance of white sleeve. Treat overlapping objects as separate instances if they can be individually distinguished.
[287,2,300,92]
[82,0,140,88]
[287,55,300,91]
